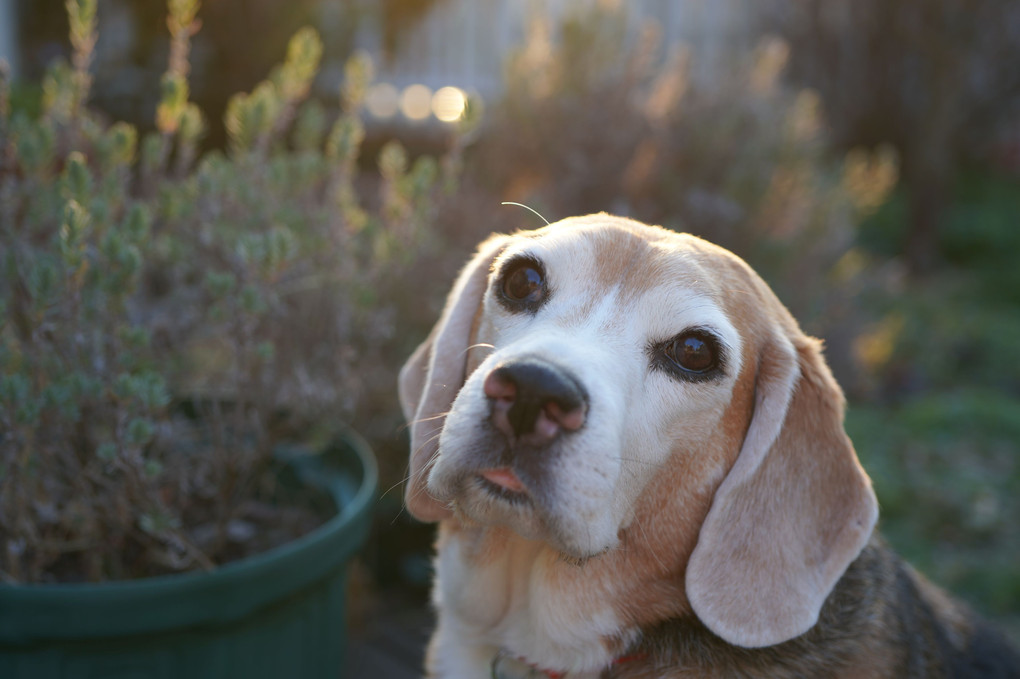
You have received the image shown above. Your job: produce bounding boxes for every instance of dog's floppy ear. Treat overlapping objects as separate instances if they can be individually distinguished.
[399,235,509,522]
[686,331,878,648]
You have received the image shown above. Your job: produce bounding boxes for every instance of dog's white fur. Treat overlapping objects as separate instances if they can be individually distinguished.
[400,215,878,678]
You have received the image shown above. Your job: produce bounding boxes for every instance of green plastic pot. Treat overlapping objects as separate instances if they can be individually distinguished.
[0,429,377,679]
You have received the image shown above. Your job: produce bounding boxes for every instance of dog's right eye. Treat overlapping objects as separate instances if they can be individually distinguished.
[498,257,547,311]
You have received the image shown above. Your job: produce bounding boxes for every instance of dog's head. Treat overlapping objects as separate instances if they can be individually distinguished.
[400,214,877,649]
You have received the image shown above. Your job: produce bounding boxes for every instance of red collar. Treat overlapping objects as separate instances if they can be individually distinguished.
[491,650,647,678]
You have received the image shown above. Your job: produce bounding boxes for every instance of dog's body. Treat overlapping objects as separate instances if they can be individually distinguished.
[400,215,1020,678]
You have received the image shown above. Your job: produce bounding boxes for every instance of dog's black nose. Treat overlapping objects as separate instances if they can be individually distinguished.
[483,358,587,444]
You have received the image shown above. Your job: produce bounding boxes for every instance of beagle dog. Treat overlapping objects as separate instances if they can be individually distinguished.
[399,214,1020,678]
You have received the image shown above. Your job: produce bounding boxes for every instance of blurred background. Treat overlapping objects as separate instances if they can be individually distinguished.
[3,0,1019,668]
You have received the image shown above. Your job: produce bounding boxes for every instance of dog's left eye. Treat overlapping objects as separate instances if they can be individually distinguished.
[667,334,715,372]
[498,256,547,311]
[651,329,723,382]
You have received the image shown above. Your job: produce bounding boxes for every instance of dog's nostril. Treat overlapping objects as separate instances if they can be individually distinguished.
[485,359,587,442]
[483,371,517,402]
[543,400,585,432]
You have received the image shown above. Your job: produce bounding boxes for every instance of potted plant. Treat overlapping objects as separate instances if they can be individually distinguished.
[0,1,457,675]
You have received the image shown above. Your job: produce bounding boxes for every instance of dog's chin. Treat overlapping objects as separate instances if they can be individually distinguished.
[435,472,619,560]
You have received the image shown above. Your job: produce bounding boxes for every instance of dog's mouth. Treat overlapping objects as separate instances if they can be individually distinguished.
[476,467,532,505]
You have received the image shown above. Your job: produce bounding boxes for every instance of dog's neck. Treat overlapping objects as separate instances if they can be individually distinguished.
[432,528,959,678]
[431,519,690,678]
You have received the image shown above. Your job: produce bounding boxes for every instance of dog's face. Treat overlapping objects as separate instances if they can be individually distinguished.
[428,221,746,558]
[401,214,878,649]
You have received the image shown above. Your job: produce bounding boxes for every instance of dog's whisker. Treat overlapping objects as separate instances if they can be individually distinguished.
[387,506,407,526]
[401,454,445,505]
[614,456,662,467]
[420,438,444,468]
[398,414,449,435]
[410,431,444,462]
[380,478,406,500]
[636,511,670,574]
[383,460,428,506]
[404,411,452,430]
[720,286,759,299]
[501,201,551,226]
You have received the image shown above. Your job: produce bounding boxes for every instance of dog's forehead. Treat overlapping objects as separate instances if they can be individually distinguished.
[499,217,744,302]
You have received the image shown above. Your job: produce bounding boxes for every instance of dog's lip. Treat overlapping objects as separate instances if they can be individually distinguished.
[478,467,527,493]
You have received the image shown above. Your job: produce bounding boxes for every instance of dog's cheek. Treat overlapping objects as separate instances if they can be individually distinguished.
[540,391,634,555]
[549,447,623,552]
[429,382,494,496]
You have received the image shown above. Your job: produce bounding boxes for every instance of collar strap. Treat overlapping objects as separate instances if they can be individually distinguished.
[491,649,647,679]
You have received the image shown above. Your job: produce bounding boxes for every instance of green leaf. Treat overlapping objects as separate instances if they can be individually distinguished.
[42,380,80,419]
[66,0,97,53]
[277,27,323,102]
[240,285,267,315]
[178,102,206,144]
[26,256,61,307]
[204,271,237,298]
[101,121,137,169]
[115,326,148,351]
[341,50,374,112]
[167,0,200,33]
[68,371,102,400]
[157,73,189,133]
[325,114,364,164]
[13,114,56,174]
[96,442,117,461]
[59,200,91,269]
[409,155,438,198]
[140,132,162,172]
[0,373,31,405]
[256,340,275,360]
[265,225,296,272]
[378,140,407,181]
[61,152,93,204]
[224,91,253,153]
[139,510,180,536]
[138,372,170,409]
[17,401,42,426]
[41,60,75,120]
[143,458,163,478]
[121,203,151,243]
[113,373,135,401]
[294,100,327,152]
[126,417,155,446]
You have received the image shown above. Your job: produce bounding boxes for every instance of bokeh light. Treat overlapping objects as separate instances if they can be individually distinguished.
[432,86,467,123]
[365,83,399,119]
[399,84,433,121]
